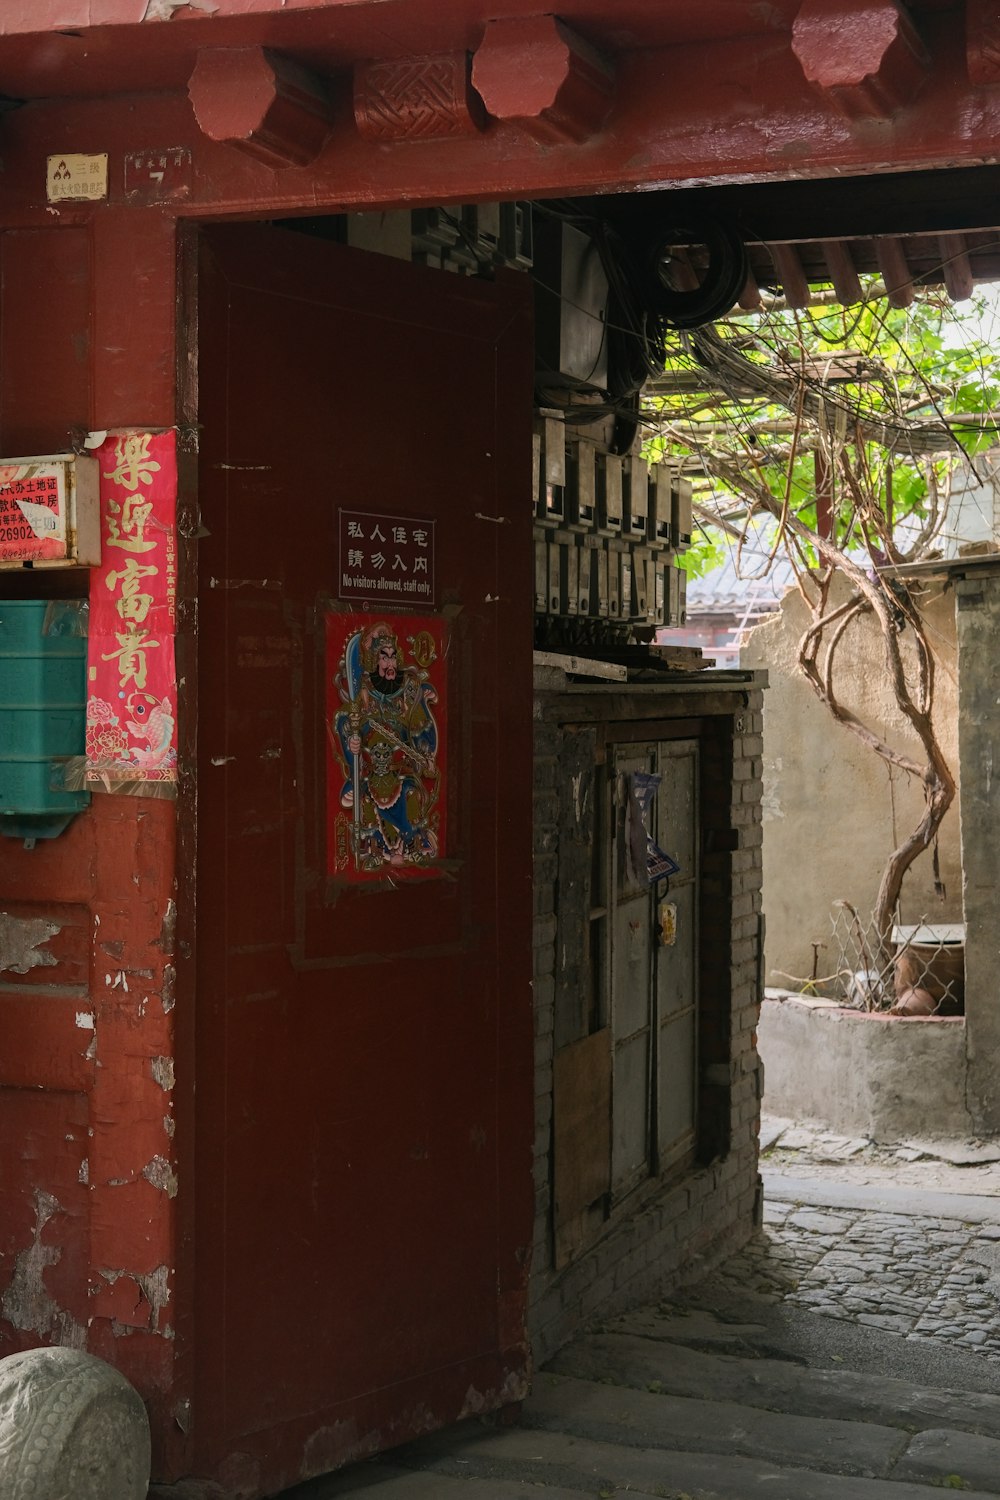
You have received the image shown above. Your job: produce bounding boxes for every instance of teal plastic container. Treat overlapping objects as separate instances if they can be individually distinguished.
[0,599,90,841]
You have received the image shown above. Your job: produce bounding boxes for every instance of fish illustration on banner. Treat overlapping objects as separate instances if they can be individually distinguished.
[86,431,178,785]
[326,612,446,880]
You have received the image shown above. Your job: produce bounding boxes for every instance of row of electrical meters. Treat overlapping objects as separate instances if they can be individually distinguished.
[533,531,686,627]
[533,410,693,548]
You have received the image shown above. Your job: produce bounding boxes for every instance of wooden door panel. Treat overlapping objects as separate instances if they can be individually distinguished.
[193,226,533,1482]
[552,1027,611,1269]
[222,981,501,1430]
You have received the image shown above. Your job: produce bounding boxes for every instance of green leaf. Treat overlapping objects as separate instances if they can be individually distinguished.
[677,531,726,579]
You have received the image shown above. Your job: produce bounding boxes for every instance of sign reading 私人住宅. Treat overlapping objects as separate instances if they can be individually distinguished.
[338,509,435,606]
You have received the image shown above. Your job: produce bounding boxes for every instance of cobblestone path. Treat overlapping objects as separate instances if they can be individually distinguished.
[716,1197,1000,1357]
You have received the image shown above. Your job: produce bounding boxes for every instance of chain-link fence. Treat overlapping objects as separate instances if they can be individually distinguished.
[830,903,965,1015]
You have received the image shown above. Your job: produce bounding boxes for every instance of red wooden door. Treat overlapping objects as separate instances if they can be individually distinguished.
[192,225,534,1495]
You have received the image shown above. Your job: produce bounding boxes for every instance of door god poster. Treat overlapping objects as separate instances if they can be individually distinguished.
[326,613,447,880]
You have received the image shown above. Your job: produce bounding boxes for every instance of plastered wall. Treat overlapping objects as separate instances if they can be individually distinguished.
[743,577,961,993]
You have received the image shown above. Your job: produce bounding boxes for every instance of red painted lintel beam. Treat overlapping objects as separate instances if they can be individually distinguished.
[0,19,996,219]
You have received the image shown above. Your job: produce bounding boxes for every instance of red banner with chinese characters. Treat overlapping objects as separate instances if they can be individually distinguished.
[326,612,447,880]
[86,431,178,784]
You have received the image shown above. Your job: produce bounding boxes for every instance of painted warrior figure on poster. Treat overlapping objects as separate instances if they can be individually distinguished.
[328,615,446,877]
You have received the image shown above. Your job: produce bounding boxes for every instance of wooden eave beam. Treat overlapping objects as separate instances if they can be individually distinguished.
[821,239,864,306]
[874,236,914,307]
[938,232,974,302]
[770,244,813,309]
[737,268,762,312]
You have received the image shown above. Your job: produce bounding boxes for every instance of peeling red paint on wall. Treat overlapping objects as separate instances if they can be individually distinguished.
[0,1190,85,1348]
[0,1093,91,1357]
[0,912,60,974]
[0,902,89,984]
[92,1264,170,1332]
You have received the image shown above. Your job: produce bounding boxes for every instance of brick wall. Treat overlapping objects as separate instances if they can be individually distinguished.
[528,677,765,1365]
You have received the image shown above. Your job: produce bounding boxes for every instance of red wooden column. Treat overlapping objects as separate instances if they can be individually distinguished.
[0,203,185,1478]
[89,207,186,1476]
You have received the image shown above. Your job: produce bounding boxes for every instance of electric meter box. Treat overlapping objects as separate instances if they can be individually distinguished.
[0,599,90,841]
[0,453,100,569]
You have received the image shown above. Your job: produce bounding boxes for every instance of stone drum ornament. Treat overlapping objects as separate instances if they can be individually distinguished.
[0,1347,150,1500]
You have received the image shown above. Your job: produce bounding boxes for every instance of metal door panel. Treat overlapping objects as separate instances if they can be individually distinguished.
[610,746,654,1195]
[612,895,652,1037]
[658,881,696,1015]
[657,1008,697,1157]
[654,739,699,1171]
[656,741,698,878]
[611,1032,650,1190]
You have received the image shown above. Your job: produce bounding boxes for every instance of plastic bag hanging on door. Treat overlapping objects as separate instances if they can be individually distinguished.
[627,770,680,888]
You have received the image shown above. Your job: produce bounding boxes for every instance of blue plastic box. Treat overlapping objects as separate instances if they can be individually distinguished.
[0,599,90,837]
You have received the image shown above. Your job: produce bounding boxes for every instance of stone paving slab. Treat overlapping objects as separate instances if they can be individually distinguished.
[678,1283,1000,1395]
[299,1463,605,1497]
[893,1429,1000,1493]
[611,1304,778,1350]
[284,1464,605,1500]
[352,1427,1000,1500]
[547,1330,1000,1437]
[765,1171,1000,1223]
[902,1140,1000,1167]
[524,1372,908,1477]
[760,1115,794,1152]
[762,1137,1000,1196]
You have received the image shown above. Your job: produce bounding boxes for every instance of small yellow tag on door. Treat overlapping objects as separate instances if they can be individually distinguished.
[659,901,677,947]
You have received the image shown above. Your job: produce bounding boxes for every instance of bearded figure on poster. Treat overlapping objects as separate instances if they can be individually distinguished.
[331,619,442,873]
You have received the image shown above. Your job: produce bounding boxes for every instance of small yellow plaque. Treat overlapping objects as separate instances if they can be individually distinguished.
[47,153,109,204]
[658,901,678,947]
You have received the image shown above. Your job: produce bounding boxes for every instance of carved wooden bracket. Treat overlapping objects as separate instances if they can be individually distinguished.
[354,54,485,141]
[791,0,929,120]
[968,0,1000,86]
[188,47,334,168]
[471,16,614,144]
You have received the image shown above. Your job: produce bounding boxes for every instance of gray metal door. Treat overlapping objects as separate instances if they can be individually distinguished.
[609,736,699,1198]
[654,738,700,1172]
[610,743,655,1197]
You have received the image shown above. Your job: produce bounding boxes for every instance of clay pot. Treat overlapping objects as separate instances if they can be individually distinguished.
[890,986,937,1017]
[893,941,964,1014]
